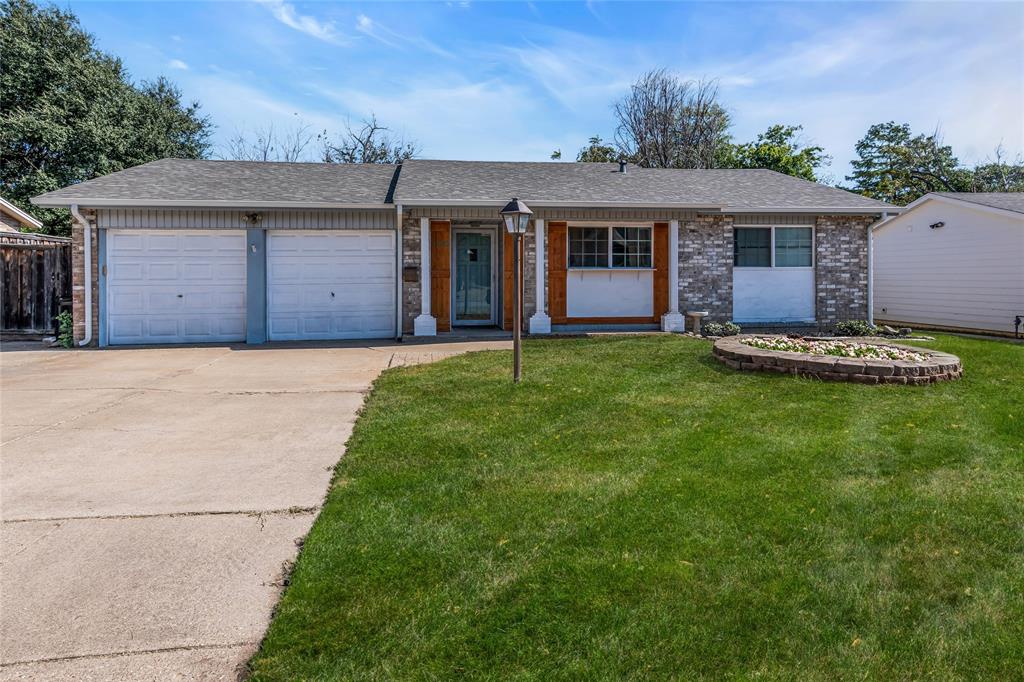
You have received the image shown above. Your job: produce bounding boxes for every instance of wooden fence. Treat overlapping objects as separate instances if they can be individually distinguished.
[1,234,72,335]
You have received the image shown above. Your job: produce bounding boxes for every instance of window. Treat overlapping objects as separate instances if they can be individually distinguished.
[734,226,814,268]
[568,227,608,267]
[774,227,812,267]
[734,228,771,267]
[568,226,653,268]
[612,227,653,268]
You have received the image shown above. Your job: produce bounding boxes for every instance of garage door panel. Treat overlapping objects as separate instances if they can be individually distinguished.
[267,230,395,341]
[107,230,246,345]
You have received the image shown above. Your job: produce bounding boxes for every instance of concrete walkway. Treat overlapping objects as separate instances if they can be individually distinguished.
[0,339,508,681]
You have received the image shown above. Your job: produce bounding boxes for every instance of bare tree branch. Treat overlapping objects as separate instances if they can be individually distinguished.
[613,70,731,169]
[320,114,419,164]
[222,120,315,162]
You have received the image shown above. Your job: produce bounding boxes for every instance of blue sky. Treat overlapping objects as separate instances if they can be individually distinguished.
[69,0,1023,182]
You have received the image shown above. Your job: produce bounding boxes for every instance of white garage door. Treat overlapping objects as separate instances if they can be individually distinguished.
[267,231,396,340]
[107,230,246,345]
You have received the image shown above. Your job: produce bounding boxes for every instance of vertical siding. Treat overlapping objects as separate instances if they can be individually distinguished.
[873,201,1024,334]
[97,209,395,230]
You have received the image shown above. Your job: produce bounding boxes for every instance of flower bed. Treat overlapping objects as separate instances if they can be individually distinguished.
[712,335,962,385]
[742,337,926,362]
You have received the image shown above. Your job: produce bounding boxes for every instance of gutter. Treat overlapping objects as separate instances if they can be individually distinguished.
[31,198,393,210]
[866,212,896,326]
[69,204,92,347]
[395,203,403,341]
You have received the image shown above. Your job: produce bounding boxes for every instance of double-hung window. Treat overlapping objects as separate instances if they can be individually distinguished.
[734,226,813,268]
[568,226,652,268]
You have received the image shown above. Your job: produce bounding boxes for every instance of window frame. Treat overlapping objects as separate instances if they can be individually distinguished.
[733,225,815,269]
[566,224,654,270]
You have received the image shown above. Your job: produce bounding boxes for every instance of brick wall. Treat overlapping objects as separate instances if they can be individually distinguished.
[814,215,870,325]
[679,215,734,323]
[71,217,99,345]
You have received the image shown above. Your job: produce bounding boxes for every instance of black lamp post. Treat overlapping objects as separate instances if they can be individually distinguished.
[499,197,532,383]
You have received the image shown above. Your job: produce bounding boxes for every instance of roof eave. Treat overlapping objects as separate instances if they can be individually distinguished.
[0,197,44,228]
[30,198,393,210]
[721,206,900,215]
[398,199,724,209]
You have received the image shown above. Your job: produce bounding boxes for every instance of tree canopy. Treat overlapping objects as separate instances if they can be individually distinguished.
[721,125,829,182]
[0,0,212,234]
[845,122,1024,204]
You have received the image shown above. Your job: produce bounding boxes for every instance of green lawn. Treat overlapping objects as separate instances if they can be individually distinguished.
[250,334,1023,680]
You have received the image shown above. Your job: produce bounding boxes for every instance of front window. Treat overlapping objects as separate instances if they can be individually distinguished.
[774,227,812,267]
[734,226,813,268]
[734,228,771,267]
[569,226,652,268]
[612,227,653,268]
[568,227,608,267]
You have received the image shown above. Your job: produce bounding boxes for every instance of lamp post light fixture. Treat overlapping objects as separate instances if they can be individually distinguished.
[499,197,532,383]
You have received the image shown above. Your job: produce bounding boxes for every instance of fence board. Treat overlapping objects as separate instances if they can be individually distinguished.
[0,243,71,333]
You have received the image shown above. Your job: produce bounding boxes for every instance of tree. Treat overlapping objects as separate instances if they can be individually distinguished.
[613,69,730,169]
[969,145,1024,192]
[224,119,317,162]
[320,115,418,164]
[575,135,618,163]
[0,0,212,234]
[846,122,970,204]
[722,124,829,181]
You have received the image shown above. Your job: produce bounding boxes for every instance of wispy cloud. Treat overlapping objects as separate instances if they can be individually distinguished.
[256,0,349,46]
[355,13,454,58]
[167,59,189,71]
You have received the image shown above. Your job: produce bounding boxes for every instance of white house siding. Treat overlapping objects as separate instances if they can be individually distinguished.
[873,199,1024,335]
[566,270,653,317]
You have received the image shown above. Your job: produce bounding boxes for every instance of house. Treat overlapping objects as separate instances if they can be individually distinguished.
[31,158,895,346]
[1,196,44,232]
[871,192,1024,337]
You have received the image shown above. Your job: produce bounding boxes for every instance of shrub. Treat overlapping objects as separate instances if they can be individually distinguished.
[56,311,74,348]
[833,320,875,337]
[702,321,741,337]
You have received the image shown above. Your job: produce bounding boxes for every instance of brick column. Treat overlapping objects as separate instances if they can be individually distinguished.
[71,217,99,345]
[815,215,870,326]
[679,215,734,323]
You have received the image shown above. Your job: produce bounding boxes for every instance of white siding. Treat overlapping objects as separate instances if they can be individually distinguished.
[566,270,653,317]
[733,269,815,322]
[873,199,1024,334]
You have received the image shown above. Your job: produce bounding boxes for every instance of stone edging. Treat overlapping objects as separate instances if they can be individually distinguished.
[712,335,963,385]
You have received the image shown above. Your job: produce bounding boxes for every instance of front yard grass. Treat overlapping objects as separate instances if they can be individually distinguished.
[250,334,1022,680]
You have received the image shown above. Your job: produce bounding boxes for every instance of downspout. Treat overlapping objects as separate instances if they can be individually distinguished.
[70,204,92,347]
[395,203,403,341]
[866,211,892,327]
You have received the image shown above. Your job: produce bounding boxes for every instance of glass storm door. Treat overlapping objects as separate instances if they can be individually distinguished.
[453,231,494,325]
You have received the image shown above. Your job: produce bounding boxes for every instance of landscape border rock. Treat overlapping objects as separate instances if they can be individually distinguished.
[712,335,962,384]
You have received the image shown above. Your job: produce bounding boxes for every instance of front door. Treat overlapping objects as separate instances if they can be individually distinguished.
[453,230,495,325]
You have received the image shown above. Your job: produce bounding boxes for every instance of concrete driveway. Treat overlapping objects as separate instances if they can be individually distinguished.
[0,339,507,680]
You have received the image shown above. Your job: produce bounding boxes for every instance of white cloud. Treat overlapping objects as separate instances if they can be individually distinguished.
[355,13,454,58]
[255,0,349,46]
[167,59,189,71]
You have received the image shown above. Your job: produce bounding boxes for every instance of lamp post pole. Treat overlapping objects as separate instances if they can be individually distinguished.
[512,231,522,383]
[499,197,532,384]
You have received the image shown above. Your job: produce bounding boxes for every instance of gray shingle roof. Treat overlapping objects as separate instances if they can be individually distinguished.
[932,192,1024,215]
[32,157,896,213]
[395,160,894,212]
[32,158,399,207]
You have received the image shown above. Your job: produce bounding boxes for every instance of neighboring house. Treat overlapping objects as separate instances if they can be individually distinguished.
[1,196,44,232]
[31,158,895,346]
[872,192,1024,337]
